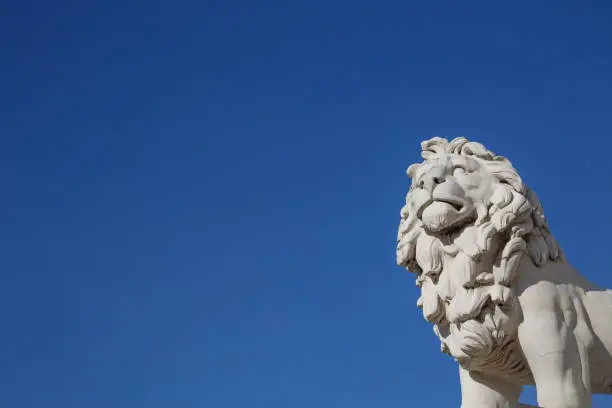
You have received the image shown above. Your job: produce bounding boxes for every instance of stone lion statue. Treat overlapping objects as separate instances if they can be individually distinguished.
[396,137,612,408]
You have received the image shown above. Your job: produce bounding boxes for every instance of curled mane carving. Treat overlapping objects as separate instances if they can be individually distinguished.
[396,136,562,376]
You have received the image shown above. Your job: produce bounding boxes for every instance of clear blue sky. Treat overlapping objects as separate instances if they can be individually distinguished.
[2,1,612,407]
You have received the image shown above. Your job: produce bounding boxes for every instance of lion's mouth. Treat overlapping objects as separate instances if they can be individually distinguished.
[435,198,464,212]
[417,198,464,218]
[417,197,473,236]
[425,210,477,242]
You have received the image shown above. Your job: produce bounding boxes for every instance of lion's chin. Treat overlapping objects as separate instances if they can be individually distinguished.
[420,201,473,234]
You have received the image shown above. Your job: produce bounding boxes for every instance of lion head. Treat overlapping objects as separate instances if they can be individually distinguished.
[396,137,562,375]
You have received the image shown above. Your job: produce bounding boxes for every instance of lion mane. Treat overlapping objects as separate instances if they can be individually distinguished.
[396,137,562,378]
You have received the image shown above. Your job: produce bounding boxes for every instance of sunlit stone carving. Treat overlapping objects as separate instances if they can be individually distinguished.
[396,137,612,408]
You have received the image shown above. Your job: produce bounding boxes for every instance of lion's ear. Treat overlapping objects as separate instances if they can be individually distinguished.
[407,163,420,179]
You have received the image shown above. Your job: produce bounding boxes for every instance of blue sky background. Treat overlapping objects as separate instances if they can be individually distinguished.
[2,0,612,406]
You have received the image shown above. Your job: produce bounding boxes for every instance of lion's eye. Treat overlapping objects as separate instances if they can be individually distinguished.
[452,166,466,176]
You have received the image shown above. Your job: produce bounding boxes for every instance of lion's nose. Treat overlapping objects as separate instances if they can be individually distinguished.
[419,169,446,192]
[432,176,445,185]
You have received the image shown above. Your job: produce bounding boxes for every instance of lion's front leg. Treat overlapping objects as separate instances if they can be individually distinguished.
[518,309,591,408]
[459,366,522,408]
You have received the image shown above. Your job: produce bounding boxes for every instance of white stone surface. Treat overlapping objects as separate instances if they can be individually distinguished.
[396,137,612,408]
